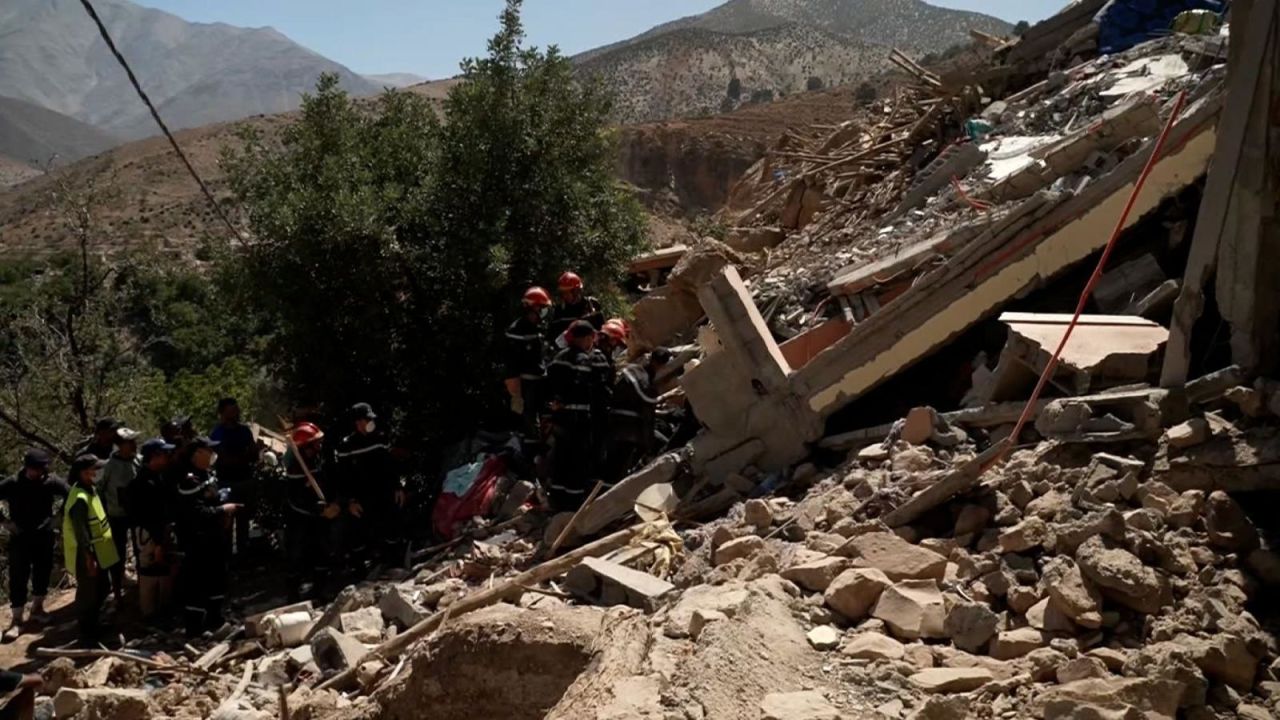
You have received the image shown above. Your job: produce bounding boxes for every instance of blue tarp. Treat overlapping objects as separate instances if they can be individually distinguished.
[1095,0,1227,54]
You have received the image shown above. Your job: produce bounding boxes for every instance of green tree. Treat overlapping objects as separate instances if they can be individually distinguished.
[727,76,742,101]
[1013,20,1031,36]
[806,76,824,92]
[223,0,645,446]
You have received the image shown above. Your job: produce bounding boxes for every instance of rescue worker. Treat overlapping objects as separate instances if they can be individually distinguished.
[284,423,342,601]
[0,450,68,641]
[603,348,672,485]
[335,404,407,574]
[548,271,604,341]
[131,438,178,623]
[546,320,613,510]
[77,418,119,460]
[63,454,118,647]
[210,398,259,559]
[98,426,141,605]
[598,318,629,379]
[174,438,239,637]
[0,669,42,719]
[505,287,553,448]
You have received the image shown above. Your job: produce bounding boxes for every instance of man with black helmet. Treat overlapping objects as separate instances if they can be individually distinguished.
[0,449,69,641]
[335,403,406,574]
[603,348,672,486]
[173,437,240,637]
[545,320,613,510]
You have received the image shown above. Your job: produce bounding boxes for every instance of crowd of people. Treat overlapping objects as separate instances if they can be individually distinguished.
[504,271,673,511]
[1,398,407,648]
[0,269,670,651]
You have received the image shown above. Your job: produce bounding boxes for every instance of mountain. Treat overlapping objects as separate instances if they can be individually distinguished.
[574,0,1011,123]
[365,73,431,89]
[0,0,381,141]
[0,155,42,190]
[0,95,122,167]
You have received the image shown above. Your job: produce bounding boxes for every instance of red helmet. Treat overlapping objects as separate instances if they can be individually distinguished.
[522,286,552,308]
[291,422,324,447]
[601,319,628,342]
[558,271,583,291]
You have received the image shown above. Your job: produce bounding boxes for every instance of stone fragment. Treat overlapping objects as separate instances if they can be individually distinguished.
[1043,558,1104,629]
[339,606,386,644]
[760,691,840,720]
[953,505,990,536]
[1122,641,1208,708]
[1040,701,1144,720]
[782,556,849,592]
[1076,536,1171,614]
[1007,585,1040,613]
[689,609,728,640]
[859,444,890,463]
[1057,656,1111,683]
[1176,632,1259,691]
[743,499,774,531]
[1087,647,1130,672]
[52,688,152,720]
[715,535,766,565]
[1124,509,1162,532]
[1031,678,1181,720]
[839,532,947,580]
[990,627,1047,660]
[943,603,998,653]
[1053,509,1125,554]
[842,632,906,661]
[664,585,750,638]
[998,518,1052,553]
[807,626,841,651]
[1026,597,1076,633]
[1024,647,1070,682]
[909,667,994,694]
[310,627,369,673]
[1205,491,1260,553]
[379,585,427,628]
[1237,705,1274,720]
[901,407,939,445]
[1166,491,1204,529]
[872,580,946,640]
[1163,418,1210,449]
[892,446,934,473]
[823,568,891,621]
[564,557,675,611]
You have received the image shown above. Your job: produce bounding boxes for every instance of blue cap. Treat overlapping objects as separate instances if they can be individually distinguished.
[140,438,176,458]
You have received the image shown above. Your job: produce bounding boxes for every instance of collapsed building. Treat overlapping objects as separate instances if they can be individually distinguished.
[22,2,1280,720]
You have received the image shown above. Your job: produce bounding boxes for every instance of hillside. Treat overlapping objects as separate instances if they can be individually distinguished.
[0,95,121,166]
[0,0,379,141]
[365,73,431,89]
[575,0,1010,123]
[0,155,42,190]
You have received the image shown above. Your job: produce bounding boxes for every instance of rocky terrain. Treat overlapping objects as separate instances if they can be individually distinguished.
[0,95,121,169]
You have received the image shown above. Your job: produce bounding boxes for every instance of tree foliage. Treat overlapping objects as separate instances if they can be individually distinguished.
[806,76,824,92]
[222,0,646,446]
[1013,20,1031,36]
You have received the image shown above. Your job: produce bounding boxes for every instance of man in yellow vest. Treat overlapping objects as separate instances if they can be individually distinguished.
[63,454,119,647]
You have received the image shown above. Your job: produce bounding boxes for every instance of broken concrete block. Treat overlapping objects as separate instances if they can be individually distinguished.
[1057,656,1111,684]
[909,667,995,694]
[379,585,427,628]
[339,606,386,645]
[1205,490,1260,553]
[998,517,1052,553]
[781,555,848,592]
[564,556,675,611]
[842,632,906,661]
[715,535,765,565]
[1076,536,1171,614]
[53,687,153,720]
[872,580,946,641]
[858,444,890,463]
[743,498,773,531]
[1164,418,1210,449]
[1175,632,1259,691]
[944,602,999,653]
[837,532,947,580]
[664,585,750,639]
[310,627,369,673]
[823,567,891,621]
[990,627,1048,660]
[760,691,840,720]
[1043,559,1104,629]
[688,608,728,640]
[901,406,939,445]
[807,625,841,651]
[1031,678,1181,720]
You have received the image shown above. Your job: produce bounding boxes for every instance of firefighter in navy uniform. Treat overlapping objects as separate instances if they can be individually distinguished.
[547,271,605,342]
[546,320,613,510]
[603,348,672,486]
[174,437,240,637]
[335,403,407,574]
[283,423,342,601]
[504,286,553,448]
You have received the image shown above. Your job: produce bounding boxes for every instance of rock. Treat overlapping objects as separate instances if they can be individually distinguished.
[909,667,994,694]
[990,627,1047,660]
[339,605,386,644]
[943,603,998,653]
[842,632,906,661]
[1007,586,1040,613]
[1164,418,1210,449]
[953,505,991,536]
[1053,509,1125,555]
[688,609,728,640]
[1124,509,1162,532]
[310,627,369,673]
[901,407,939,445]
[1026,597,1077,633]
[1043,558,1104,629]
[1205,491,1260,553]
[52,688,152,720]
[859,444,891,463]
[824,568,892,621]
[356,660,386,690]
[909,696,972,720]
[1087,647,1130,672]
[872,580,946,640]
[760,691,840,720]
[41,657,80,693]
[715,535,766,565]
[1024,647,1070,682]
[1123,641,1208,708]
[743,499,773,531]
[1057,656,1110,683]
[1076,536,1171,614]
[1040,701,1145,720]
[379,585,428,628]
[565,557,676,611]
[892,446,934,473]
[998,518,1052,554]
[664,585,750,638]
[1237,705,1274,720]
[782,556,849,592]
[1031,678,1181,720]
[807,626,841,651]
[839,532,947,580]
[1175,632,1259,691]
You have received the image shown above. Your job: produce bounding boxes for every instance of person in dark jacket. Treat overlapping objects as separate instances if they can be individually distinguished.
[210,398,259,560]
[0,449,69,641]
[547,271,605,342]
[63,455,117,647]
[505,286,553,448]
[173,438,239,637]
[335,403,407,573]
[545,320,613,511]
[0,668,42,719]
[130,439,177,622]
[97,427,140,605]
[76,418,119,461]
[283,423,342,601]
[603,348,672,486]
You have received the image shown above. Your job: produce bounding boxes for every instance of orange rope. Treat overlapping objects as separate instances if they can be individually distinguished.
[992,90,1189,467]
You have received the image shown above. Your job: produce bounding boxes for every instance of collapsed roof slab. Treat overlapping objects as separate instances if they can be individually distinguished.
[794,89,1222,419]
[994,313,1170,397]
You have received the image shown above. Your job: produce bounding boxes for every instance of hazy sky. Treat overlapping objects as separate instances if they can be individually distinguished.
[132,0,1067,78]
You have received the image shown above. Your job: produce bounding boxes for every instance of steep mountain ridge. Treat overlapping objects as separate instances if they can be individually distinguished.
[0,95,122,168]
